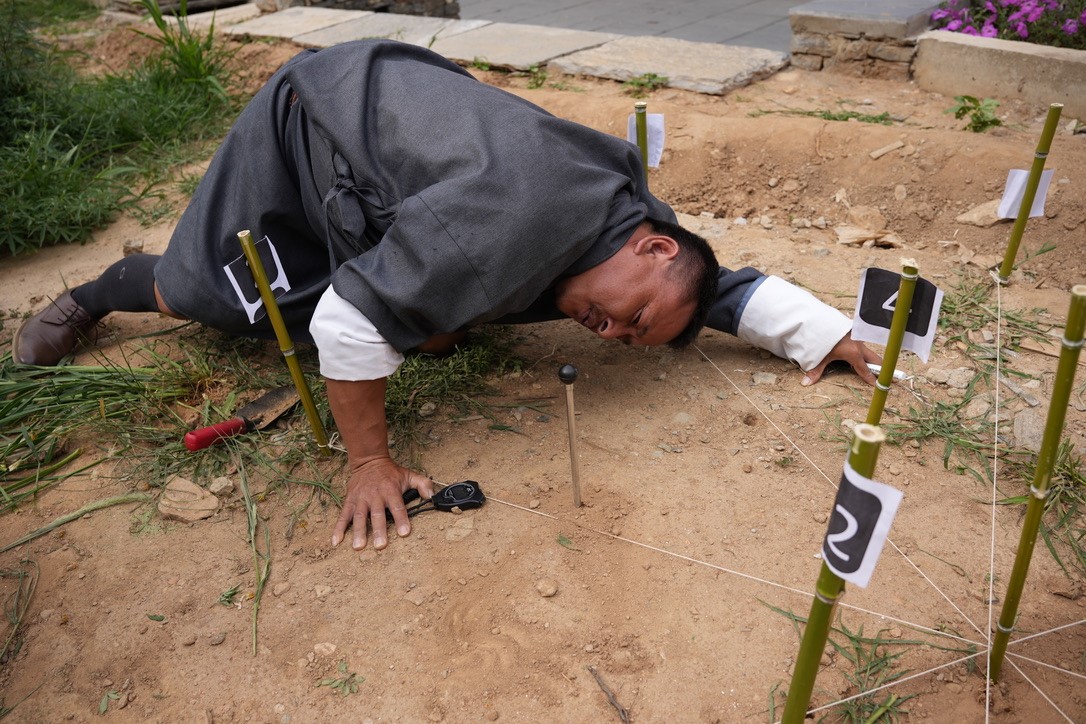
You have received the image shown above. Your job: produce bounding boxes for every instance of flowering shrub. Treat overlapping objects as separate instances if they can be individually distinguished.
[931,0,1086,50]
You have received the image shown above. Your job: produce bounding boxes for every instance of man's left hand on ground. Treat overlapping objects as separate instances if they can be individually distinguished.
[801,332,880,387]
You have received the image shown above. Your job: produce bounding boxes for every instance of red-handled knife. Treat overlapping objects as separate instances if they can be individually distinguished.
[184,386,300,451]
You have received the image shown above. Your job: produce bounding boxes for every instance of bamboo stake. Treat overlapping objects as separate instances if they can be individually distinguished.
[865,261,918,426]
[996,103,1063,283]
[634,101,649,182]
[236,230,329,454]
[783,424,886,724]
[989,284,1086,681]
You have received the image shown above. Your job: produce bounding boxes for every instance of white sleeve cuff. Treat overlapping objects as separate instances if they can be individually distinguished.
[735,276,853,372]
[309,286,405,381]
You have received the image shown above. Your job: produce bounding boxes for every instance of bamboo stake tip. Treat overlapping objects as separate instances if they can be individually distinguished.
[1072,284,1086,298]
[899,257,918,269]
[852,423,886,444]
[1050,103,1064,109]
[237,229,252,239]
[634,101,647,109]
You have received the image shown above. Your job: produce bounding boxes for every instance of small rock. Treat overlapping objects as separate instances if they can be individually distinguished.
[528,499,540,510]
[417,401,437,418]
[445,515,475,542]
[945,368,975,389]
[585,643,595,653]
[671,412,694,426]
[122,239,144,256]
[314,585,332,599]
[955,200,1002,228]
[782,179,800,192]
[158,476,220,523]
[208,631,226,646]
[313,642,337,657]
[536,579,559,597]
[208,476,234,497]
[404,588,430,606]
[894,184,907,201]
[768,177,779,188]
[1013,408,1046,453]
[751,372,777,386]
[272,582,291,597]
[181,633,197,646]
[812,217,827,229]
[485,711,499,722]
[358,549,378,563]
[742,463,752,473]
[946,682,963,694]
[813,512,827,524]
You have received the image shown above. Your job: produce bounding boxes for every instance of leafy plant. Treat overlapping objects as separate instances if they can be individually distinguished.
[98,690,121,714]
[318,661,362,696]
[946,95,1003,133]
[470,56,491,71]
[932,0,1086,50]
[218,584,242,606]
[623,73,668,97]
[132,0,233,102]
[526,64,547,90]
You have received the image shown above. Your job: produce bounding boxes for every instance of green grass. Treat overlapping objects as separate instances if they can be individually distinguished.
[0,0,241,256]
[623,72,668,98]
[750,107,894,125]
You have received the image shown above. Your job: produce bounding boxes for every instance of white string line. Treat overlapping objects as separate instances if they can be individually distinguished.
[985,276,1005,723]
[693,345,986,638]
[1007,651,1086,683]
[480,492,985,648]
[1006,657,1075,724]
[1007,618,1086,646]
[802,651,984,718]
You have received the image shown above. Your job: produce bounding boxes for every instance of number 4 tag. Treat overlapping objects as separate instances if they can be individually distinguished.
[821,462,903,588]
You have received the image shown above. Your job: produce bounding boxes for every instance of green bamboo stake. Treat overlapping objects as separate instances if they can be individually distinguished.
[634,101,649,182]
[865,260,919,426]
[989,284,1086,681]
[996,103,1063,283]
[237,230,329,455]
[783,423,886,724]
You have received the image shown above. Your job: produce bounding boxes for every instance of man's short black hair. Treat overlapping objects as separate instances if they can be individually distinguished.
[648,217,718,348]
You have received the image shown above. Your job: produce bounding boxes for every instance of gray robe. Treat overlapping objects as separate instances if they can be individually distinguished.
[155,39,762,349]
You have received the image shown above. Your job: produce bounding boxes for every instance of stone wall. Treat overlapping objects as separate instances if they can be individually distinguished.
[790,32,918,81]
[787,0,940,81]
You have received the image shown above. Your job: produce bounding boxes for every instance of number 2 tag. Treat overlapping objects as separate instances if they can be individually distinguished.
[821,462,903,588]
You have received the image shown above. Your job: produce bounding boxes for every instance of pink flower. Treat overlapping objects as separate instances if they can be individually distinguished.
[1063,19,1079,34]
[947,19,964,31]
[962,25,980,35]
[981,21,999,37]
[1015,21,1029,37]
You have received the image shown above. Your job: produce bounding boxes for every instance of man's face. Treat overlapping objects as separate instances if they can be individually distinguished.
[554,234,695,347]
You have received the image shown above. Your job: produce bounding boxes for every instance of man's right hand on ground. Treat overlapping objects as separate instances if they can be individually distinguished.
[331,456,434,550]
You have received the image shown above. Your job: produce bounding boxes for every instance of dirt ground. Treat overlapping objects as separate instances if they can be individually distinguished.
[1,18,1085,723]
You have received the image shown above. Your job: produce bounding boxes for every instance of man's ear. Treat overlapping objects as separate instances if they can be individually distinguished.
[632,234,679,259]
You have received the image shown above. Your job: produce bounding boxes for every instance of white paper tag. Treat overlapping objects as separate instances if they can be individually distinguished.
[223,235,291,325]
[851,267,943,363]
[998,169,1054,219]
[627,113,665,168]
[822,461,903,589]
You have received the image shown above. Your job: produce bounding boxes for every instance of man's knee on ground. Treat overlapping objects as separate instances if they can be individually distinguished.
[412,330,468,356]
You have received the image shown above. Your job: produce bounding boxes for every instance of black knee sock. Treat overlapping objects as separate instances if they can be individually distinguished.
[70,254,161,319]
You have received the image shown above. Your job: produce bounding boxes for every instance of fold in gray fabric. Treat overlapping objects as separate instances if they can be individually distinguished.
[154,39,763,349]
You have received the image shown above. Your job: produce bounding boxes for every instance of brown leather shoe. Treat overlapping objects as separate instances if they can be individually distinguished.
[12,290,101,366]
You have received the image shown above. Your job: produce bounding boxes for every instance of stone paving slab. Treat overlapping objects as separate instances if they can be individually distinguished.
[180,3,262,31]
[549,35,788,95]
[224,7,371,40]
[789,0,939,40]
[295,15,491,49]
[428,22,620,70]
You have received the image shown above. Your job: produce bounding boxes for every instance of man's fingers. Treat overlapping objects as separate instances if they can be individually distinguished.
[370,506,388,550]
[801,361,828,387]
[387,502,411,538]
[352,510,369,550]
[332,501,355,548]
[411,473,436,500]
